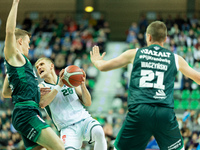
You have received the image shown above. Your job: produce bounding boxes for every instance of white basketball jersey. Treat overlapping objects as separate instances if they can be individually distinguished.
[41,81,91,131]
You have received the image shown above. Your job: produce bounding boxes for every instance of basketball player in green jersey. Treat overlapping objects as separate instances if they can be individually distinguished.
[90,21,200,150]
[2,0,64,150]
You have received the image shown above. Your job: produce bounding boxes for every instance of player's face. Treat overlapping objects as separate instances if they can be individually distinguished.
[36,60,51,78]
[22,35,30,57]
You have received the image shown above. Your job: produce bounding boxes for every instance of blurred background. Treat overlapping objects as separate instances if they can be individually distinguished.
[0,0,200,149]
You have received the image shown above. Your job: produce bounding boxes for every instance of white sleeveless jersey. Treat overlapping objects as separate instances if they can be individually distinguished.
[41,81,91,131]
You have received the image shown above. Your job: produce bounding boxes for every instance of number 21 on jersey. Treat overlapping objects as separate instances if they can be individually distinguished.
[139,70,165,90]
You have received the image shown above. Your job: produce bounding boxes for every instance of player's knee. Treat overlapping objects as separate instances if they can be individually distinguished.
[92,126,105,139]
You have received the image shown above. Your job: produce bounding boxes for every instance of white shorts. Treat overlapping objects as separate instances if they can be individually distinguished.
[60,117,101,149]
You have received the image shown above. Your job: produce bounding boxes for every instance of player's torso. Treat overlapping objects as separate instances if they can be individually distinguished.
[4,55,40,104]
[42,81,90,130]
[128,44,178,109]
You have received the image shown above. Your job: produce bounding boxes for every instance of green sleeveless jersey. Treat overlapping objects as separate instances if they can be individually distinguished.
[4,55,40,104]
[128,44,178,109]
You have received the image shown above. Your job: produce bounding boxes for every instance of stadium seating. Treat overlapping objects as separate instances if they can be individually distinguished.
[180,99,189,109]
[181,89,190,100]
[189,100,199,109]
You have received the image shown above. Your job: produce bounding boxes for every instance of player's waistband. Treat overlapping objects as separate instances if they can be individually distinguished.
[15,100,39,108]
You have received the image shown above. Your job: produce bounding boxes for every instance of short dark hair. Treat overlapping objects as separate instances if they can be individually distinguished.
[15,28,31,40]
[146,21,167,43]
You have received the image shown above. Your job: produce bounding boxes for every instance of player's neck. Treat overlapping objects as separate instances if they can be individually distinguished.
[44,72,57,85]
[149,42,163,47]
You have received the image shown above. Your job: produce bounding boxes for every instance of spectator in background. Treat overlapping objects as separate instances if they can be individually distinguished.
[174,14,184,30]
[169,23,180,36]
[103,21,111,40]
[186,29,197,47]
[193,45,200,63]
[126,31,137,43]
[129,22,140,35]
[97,15,105,30]
[165,14,174,30]
[182,14,191,31]
[0,18,1,31]
[43,45,52,58]
[185,47,194,66]
[183,76,193,91]
[63,15,72,27]
[138,15,148,34]
[137,33,145,47]
[178,31,187,46]
[22,14,32,31]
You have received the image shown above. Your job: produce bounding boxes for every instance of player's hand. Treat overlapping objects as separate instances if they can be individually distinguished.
[13,0,20,3]
[40,87,51,96]
[58,69,64,87]
[81,69,86,84]
[90,45,106,63]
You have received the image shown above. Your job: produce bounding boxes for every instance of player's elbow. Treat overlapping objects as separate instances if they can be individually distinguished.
[2,91,11,98]
[196,76,200,85]
[39,101,47,109]
[85,101,92,107]
[6,29,15,35]
[98,66,108,72]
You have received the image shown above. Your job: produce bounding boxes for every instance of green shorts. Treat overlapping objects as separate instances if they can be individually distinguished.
[12,101,50,150]
[114,104,184,150]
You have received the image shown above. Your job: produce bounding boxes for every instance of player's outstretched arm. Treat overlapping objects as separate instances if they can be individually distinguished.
[90,45,136,71]
[4,0,20,61]
[2,75,12,98]
[178,55,200,84]
[75,70,91,106]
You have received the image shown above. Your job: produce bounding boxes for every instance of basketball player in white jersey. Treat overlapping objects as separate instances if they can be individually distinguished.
[35,57,107,150]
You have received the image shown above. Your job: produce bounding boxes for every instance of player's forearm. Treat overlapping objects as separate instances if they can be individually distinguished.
[93,60,110,71]
[6,1,19,33]
[80,84,91,106]
[39,89,58,108]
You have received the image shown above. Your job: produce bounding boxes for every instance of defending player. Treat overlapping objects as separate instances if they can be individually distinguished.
[35,57,107,150]
[2,0,64,150]
[90,21,195,150]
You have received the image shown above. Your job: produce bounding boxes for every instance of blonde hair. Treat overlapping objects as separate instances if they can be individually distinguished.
[15,28,31,40]
[146,21,167,43]
[35,57,54,67]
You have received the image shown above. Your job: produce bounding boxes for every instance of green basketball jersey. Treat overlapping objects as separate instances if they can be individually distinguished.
[128,44,178,109]
[4,55,40,104]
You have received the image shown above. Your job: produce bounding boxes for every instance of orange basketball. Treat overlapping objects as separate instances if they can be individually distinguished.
[62,65,84,88]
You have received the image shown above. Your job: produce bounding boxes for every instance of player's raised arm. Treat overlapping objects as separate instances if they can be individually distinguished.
[4,0,20,60]
[90,45,136,71]
[178,55,200,84]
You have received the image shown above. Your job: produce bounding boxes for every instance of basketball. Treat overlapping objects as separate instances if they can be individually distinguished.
[62,65,84,88]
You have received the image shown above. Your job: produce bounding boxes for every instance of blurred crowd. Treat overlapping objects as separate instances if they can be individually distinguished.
[1,12,200,149]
